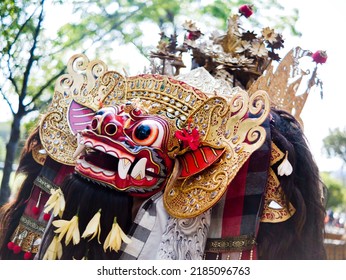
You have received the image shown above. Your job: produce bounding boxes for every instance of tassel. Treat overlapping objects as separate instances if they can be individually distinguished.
[12,229,28,254]
[7,227,19,250]
[24,251,33,260]
[7,241,15,250]
[32,191,42,215]
[43,212,51,221]
[13,245,22,254]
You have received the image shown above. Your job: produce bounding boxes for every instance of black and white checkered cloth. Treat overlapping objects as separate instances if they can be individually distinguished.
[119,191,164,259]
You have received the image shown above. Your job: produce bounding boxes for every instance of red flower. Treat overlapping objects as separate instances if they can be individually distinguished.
[187,31,201,41]
[312,50,327,64]
[239,4,253,18]
[175,128,200,151]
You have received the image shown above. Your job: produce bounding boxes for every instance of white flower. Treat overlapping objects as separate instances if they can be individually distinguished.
[44,188,65,217]
[262,27,278,44]
[277,151,293,176]
[53,215,80,246]
[43,235,63,260]
[103,217,131,253]
[81,209,102,243]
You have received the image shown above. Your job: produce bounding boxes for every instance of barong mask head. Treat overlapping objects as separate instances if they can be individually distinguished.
[39,53,270,218]
[74,102,177,196]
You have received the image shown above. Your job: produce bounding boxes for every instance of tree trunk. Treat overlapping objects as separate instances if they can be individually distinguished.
[0,113,22,206]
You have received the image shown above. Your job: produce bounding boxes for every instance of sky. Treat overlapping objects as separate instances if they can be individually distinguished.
[274,0,346,174]
[1,0,345,175]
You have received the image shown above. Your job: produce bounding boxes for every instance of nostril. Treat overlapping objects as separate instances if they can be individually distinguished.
[105,123,117,136]
[124,139,135,148]
[91,118,98,130]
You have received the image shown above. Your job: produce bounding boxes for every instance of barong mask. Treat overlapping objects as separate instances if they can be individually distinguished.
[39,54,270,218]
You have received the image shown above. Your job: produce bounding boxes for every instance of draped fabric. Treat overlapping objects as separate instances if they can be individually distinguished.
[205,118,272,260]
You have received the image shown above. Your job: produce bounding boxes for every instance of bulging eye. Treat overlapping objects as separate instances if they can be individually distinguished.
[105,123,117,136]
[132,120,159,146]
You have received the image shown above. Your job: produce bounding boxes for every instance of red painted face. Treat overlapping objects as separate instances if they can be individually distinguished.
[74,104,175,197]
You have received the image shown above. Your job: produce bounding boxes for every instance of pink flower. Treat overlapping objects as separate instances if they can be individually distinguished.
[175,128,200,150]
[239,4,253,18]
[312,50,327,64]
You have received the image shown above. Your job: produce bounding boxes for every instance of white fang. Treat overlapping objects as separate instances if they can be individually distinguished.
[130,158,147,180]
[118,158,132,179]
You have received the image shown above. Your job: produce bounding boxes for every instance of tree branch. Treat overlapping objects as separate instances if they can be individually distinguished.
[6,5,38,55]
[19,0,45,105]
[6,74,20,96]
[0,88,15,115]
[26,66,67,106]
[25,105,39,114]
[52,3,146,56]
[5,3,39,95]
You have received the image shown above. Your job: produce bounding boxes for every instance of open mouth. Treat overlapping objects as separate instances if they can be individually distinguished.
[74,131,167,194]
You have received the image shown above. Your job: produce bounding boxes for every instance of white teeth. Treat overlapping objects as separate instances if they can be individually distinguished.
[84,142,93,148]
[146,168,154,181]
[118,158,132,179]
[79,158,92,169]
[103,169,116,176]
[131,158,147,180]
[77,158,115,176]
[76,143,155,182]
[73,142,85,159]
[94,145,106,153]
[108,151,118,157]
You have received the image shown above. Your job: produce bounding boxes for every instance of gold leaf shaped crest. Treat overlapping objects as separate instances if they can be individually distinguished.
[248,46,317,127]
[40,54,126,165]
[164,89,270,218]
